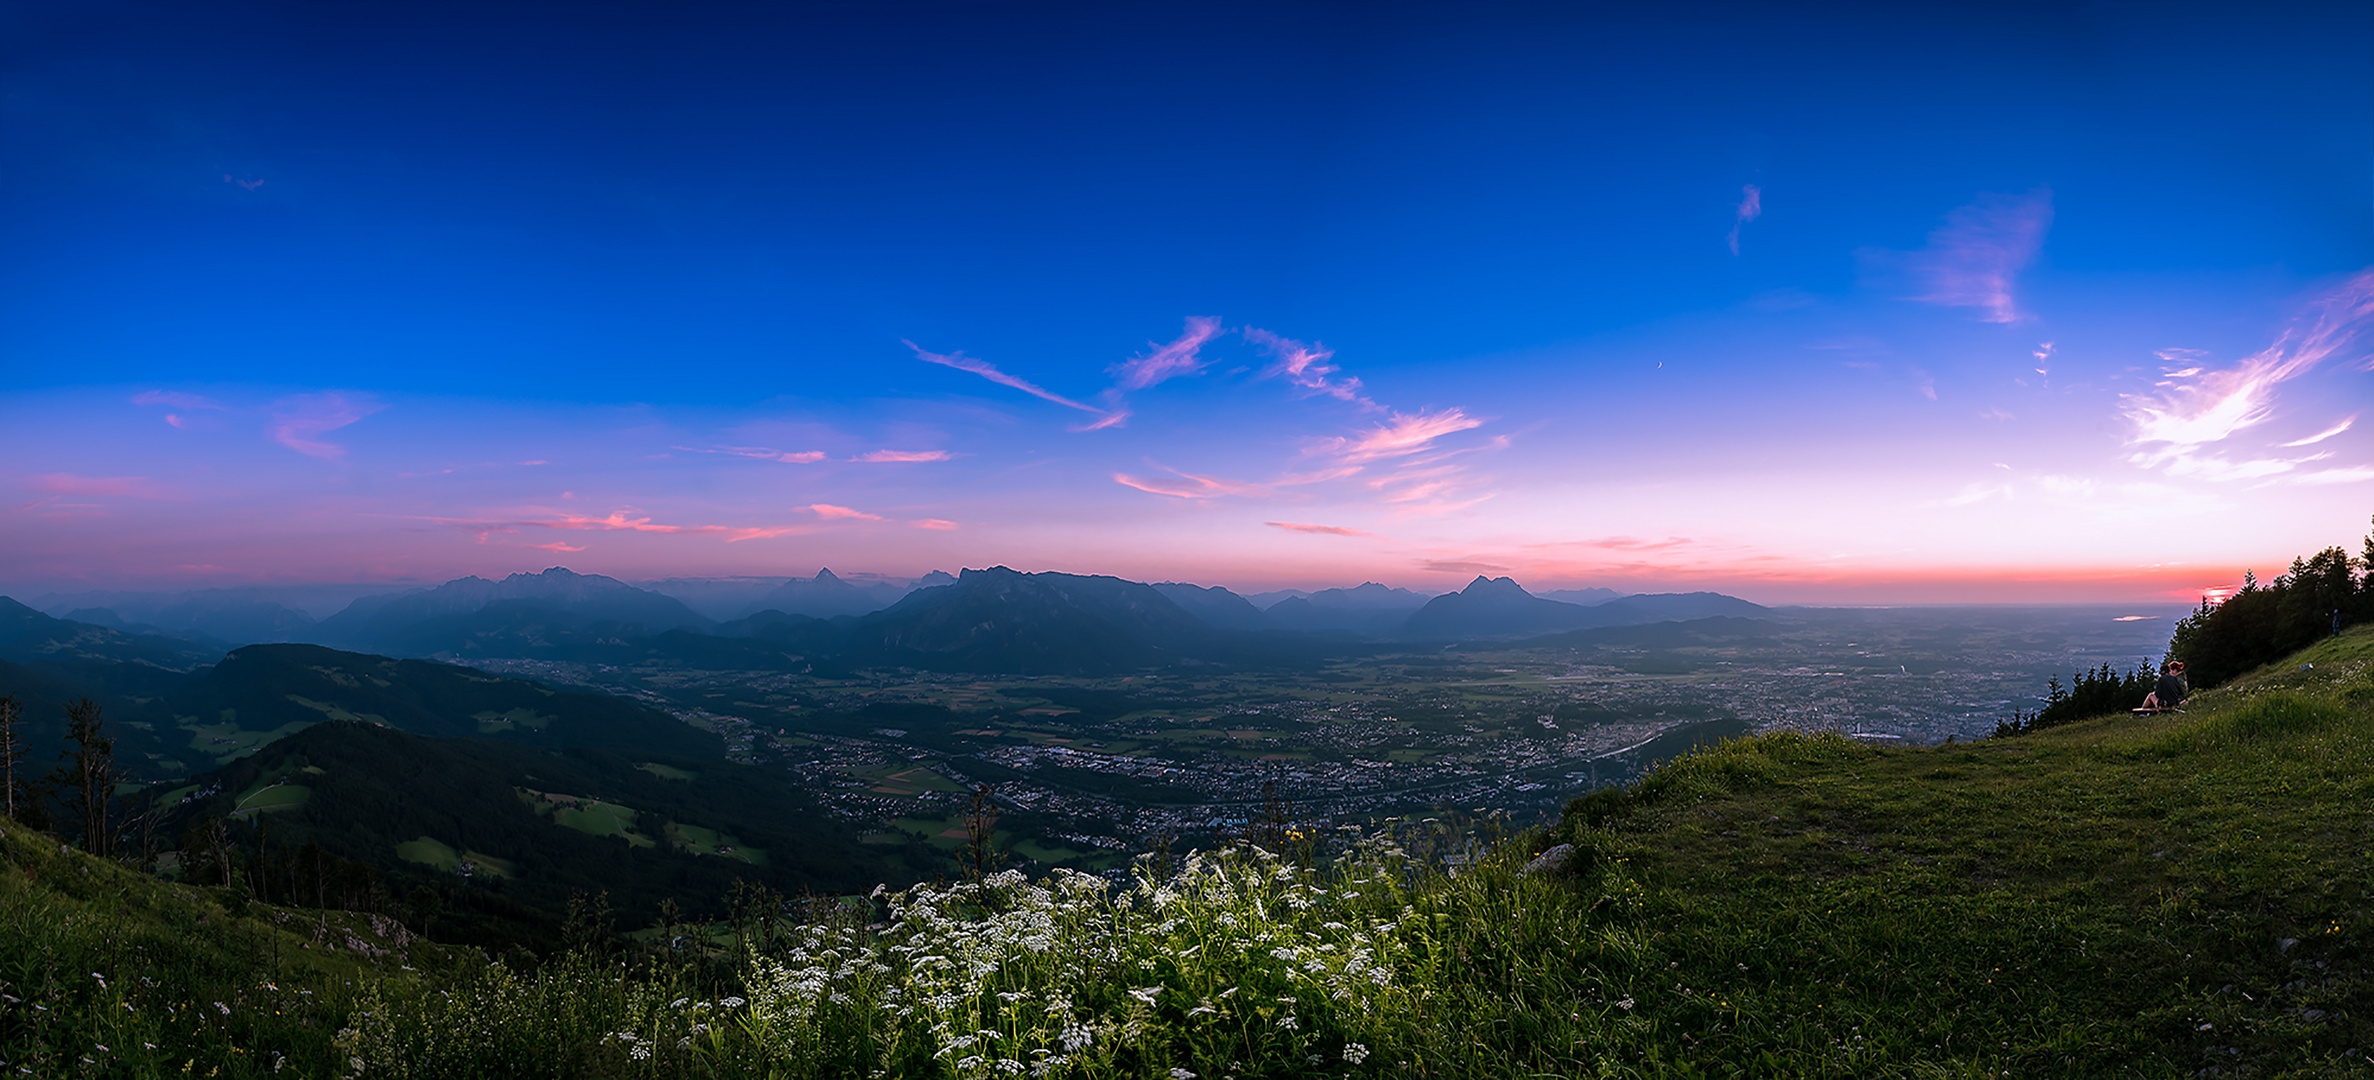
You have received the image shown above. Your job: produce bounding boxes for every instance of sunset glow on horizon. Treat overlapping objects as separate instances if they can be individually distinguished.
[4,2,2369,605]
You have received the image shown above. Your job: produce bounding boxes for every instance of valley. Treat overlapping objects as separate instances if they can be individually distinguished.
[468,602,2185,873]
[1,566,2188,918]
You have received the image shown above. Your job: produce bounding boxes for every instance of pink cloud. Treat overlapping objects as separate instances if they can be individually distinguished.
[271,392,383,460]
[854,449,953,463]
[1070,410,1132,432]
[28,473,168,498]
[1243,328,1371,405]
[2124,269,2374,473]
[1311,408,1487,463]
[911,518,960,530]
[1726,183,1762,255]
[906,339,1118,418]
[1109,316,1222,391]
[1266,521,1377,538]
[682,444,829,464]
[807,503,884,521]
[527,542,586,553]
[427,509,812,544]
[1112,468,1268,499]
[1880,189,2054,323]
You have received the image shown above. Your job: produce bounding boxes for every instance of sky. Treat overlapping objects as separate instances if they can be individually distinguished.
[3,0,2370,604]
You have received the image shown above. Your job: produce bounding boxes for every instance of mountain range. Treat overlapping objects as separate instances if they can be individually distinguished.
[7,568,1763,686]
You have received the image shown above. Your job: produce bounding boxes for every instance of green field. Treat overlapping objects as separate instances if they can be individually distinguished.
[556,799,654,847]
[394,834,460,870]
[634,761,697,781]
[177,718,313,764]
[664,821,768,865]
[392,835,516,878]
[517,787,659,847]
[228,780,311,817]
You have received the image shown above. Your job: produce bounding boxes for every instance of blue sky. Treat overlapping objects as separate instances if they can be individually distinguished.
[4,0,2369,601]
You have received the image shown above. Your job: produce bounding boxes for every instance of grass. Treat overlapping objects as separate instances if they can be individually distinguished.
[228,781,311,818]
[176,719,314,765]
[5,626,2371,1077]
[520,788,662,848]
[394,836,517,879]
[554,800,657,848]
[395,835,461,871]
[665,822,768,866]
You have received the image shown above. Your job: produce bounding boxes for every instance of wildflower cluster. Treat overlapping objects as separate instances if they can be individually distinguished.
[739,842,1419,1076]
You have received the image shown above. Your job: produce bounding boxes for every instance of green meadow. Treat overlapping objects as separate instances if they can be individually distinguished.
[2,626,2368,1077]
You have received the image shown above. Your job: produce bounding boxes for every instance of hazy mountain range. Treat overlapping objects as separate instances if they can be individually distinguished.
[17,567,1756,673]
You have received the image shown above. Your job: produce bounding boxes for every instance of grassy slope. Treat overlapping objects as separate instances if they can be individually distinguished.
[1504,623,2374,1078]
[0,628,2367,1078]
[0,821,466,1078]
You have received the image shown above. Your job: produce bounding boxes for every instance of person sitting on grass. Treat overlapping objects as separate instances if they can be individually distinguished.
[2140,660,2188,712]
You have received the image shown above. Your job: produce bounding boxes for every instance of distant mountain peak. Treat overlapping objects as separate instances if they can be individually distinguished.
[814,568,841,583]
[1461,575,1533,597]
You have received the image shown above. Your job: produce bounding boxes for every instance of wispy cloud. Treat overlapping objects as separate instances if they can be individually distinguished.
[271,392,382,460]
[2123,269,2374,478]
[1244,328,1371,406]
[678,444,829,464]
[911,518,960,530]
[1111,467,1268,499]
[853,449,953,463]
[806,503,883,521]
[1070,410,1132,433]
[1266,521,1377,538]
[1309,408,1486,463]
[526,542,586,553]
[133,390,227,411]
[1726,183,1762,255]
[134,389,231,430]
[1877,189,2053,323]
[425,509,812,544]
[1109,317,1222,391]
[1530,535,1695,553]
[2280,415,2356,447]
[906,339,1122,425]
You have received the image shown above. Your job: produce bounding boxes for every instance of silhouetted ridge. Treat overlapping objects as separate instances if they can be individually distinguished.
[316,568,711,656]
[846,566,1213,674]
